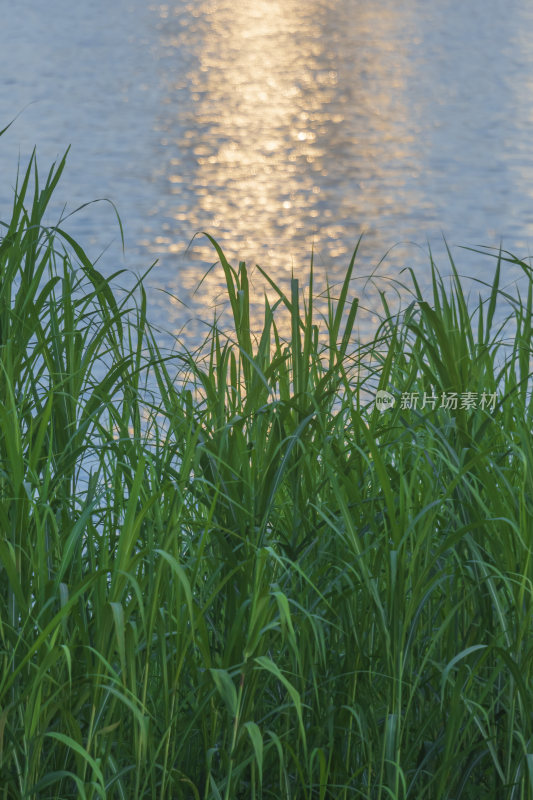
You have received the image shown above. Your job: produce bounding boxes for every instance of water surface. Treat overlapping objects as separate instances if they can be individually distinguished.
[2,0,533,343]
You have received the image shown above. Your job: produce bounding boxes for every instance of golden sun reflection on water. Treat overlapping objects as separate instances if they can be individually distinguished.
[175,0,338,267]
[146,0,425,341]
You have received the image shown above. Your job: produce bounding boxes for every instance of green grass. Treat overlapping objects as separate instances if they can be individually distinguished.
[0,143,532,799]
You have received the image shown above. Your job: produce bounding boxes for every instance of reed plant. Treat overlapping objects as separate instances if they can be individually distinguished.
[0,142,532,799]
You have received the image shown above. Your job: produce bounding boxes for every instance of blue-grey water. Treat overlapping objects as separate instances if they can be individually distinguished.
[1,0,533,344]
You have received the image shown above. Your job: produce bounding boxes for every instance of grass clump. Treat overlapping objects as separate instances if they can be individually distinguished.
[0,144,532,800]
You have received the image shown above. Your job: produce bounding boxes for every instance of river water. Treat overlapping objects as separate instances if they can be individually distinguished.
[2,0,533,345]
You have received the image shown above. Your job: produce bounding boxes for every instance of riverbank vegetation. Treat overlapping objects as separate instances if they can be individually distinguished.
[0,147,532,799]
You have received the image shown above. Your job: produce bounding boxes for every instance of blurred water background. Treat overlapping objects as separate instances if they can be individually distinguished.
[2,0,533,346]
